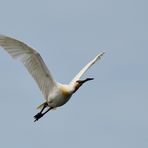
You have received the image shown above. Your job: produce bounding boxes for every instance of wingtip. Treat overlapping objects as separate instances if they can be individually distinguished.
[100,51,106,56]
[96,51,106,58]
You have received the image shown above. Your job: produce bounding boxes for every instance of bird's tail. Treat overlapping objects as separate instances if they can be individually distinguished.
[37,102,57,110]
[37,102,47,110]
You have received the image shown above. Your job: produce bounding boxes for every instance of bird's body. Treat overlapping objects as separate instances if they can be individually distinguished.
[47,83,73,108]
[0,35,105,121]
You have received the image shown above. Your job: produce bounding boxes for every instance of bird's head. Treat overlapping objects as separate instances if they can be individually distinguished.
[73,78,94,93]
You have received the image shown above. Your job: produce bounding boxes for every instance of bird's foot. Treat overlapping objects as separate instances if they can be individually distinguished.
[34,112,43,122]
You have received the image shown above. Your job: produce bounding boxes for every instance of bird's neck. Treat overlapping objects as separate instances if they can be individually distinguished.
[59,84,74,97]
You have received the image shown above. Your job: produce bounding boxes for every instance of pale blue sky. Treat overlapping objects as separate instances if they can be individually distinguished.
[0,0,148,148]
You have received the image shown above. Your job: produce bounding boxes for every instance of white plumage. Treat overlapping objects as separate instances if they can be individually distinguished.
[0,35,105,121]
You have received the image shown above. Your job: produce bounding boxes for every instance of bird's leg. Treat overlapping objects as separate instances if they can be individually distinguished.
[42,107,53,116]
[34,103,47,122]
[40,103,47,113]
[34,106,53,122]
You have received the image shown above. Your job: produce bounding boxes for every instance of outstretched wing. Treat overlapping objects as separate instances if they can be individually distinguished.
[0,35,57,100]
[70,52,105,85]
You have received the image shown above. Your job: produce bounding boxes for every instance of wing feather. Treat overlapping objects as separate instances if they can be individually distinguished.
[70,52,105,85]
[0,35,57,99]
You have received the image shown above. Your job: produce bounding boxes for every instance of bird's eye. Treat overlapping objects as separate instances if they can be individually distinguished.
[76,80,80,83]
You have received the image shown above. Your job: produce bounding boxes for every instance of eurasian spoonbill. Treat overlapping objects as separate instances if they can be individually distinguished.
[0,35,105,122]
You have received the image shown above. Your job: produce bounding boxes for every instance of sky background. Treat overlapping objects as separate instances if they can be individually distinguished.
[0,0,148,148]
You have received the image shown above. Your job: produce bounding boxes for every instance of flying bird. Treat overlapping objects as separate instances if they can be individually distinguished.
[0,35,105,122]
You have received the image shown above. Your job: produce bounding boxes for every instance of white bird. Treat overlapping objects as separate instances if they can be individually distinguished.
[0,35,105,122]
